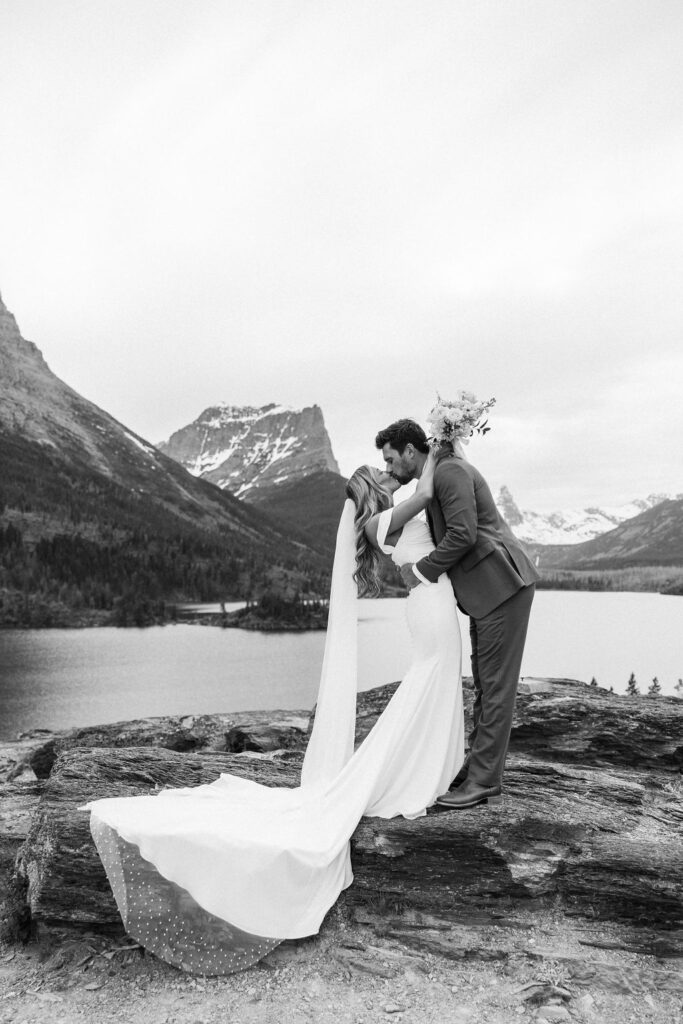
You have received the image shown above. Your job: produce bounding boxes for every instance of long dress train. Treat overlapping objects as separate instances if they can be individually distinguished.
[81,511,464,974]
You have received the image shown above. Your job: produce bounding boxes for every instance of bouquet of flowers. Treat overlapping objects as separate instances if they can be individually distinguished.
[426,391,496,447]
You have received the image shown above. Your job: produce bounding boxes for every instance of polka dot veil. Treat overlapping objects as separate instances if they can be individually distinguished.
[90,817,280,974]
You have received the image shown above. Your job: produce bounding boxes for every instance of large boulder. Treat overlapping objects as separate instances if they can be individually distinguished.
[2,679,681,963]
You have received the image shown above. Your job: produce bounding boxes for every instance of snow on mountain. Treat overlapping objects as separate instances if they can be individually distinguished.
[496,485,679,545]
[159,403,340,498]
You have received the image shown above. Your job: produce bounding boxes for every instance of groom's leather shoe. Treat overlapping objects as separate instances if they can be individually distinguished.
[435,780,502,810]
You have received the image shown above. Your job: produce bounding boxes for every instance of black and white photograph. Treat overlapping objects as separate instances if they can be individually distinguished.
[1,2,682,1022]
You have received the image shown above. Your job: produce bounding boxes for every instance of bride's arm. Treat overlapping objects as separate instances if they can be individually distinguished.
[365,449,436,546]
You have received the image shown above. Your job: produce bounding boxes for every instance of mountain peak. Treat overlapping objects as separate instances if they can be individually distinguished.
[195,403,312,429]
[0,293,50,377]
[0,295,71,446]
[160,402,339,498]
[496,485,524,526]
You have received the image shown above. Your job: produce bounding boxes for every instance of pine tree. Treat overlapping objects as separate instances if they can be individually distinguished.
[626,672,638,696]
[648,676,661,697]
[675,678,683,697]
[590,677,598,688]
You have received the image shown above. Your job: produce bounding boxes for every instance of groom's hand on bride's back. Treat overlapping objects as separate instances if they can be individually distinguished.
[400,564,421,590]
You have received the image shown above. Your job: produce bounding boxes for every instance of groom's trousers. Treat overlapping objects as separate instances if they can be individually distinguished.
[466,582,535,788]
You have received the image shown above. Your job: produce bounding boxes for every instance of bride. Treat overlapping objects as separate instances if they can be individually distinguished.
[81,446,465,974]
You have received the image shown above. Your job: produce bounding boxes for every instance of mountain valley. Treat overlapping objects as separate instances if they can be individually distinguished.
[0,294,327,626]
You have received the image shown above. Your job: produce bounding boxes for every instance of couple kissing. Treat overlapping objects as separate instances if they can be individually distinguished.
[81,395,539,975]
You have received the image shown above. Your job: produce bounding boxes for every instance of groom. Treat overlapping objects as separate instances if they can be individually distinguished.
[375,419,539,809]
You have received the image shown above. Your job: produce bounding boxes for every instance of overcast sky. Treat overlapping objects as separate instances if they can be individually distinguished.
[1,0,681,510]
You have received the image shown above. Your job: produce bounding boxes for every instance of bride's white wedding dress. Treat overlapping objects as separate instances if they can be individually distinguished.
[81,509,464,974]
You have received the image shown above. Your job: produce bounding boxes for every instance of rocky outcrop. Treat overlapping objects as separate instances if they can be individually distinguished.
[2,679,681,967]
[19,710,309,780]
[351,755,682,951]
[0,779,42,940]
[16,749,300,932]
[0,711,307,937]
[158,404,340,498]
[316,676,683,769]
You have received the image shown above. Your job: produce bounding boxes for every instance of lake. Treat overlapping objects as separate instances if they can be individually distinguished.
[1,591,681,739]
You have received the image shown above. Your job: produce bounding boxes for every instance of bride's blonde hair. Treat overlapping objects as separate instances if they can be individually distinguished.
[345,465,392,597]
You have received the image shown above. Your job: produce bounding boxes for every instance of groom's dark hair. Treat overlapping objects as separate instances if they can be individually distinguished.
[375,419,430,455]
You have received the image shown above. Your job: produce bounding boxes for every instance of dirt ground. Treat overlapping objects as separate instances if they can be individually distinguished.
[2,912,682,1024]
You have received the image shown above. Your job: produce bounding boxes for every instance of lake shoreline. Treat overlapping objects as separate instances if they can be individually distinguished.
[0,583,680,631]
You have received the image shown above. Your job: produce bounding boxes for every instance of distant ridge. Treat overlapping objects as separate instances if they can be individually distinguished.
[497,485,679,546]
[530,499,683,570]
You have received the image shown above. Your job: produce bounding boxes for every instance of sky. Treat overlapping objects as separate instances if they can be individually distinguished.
[1,0,682,511]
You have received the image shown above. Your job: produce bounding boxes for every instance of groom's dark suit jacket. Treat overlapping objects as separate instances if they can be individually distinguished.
[415,447,539,619]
